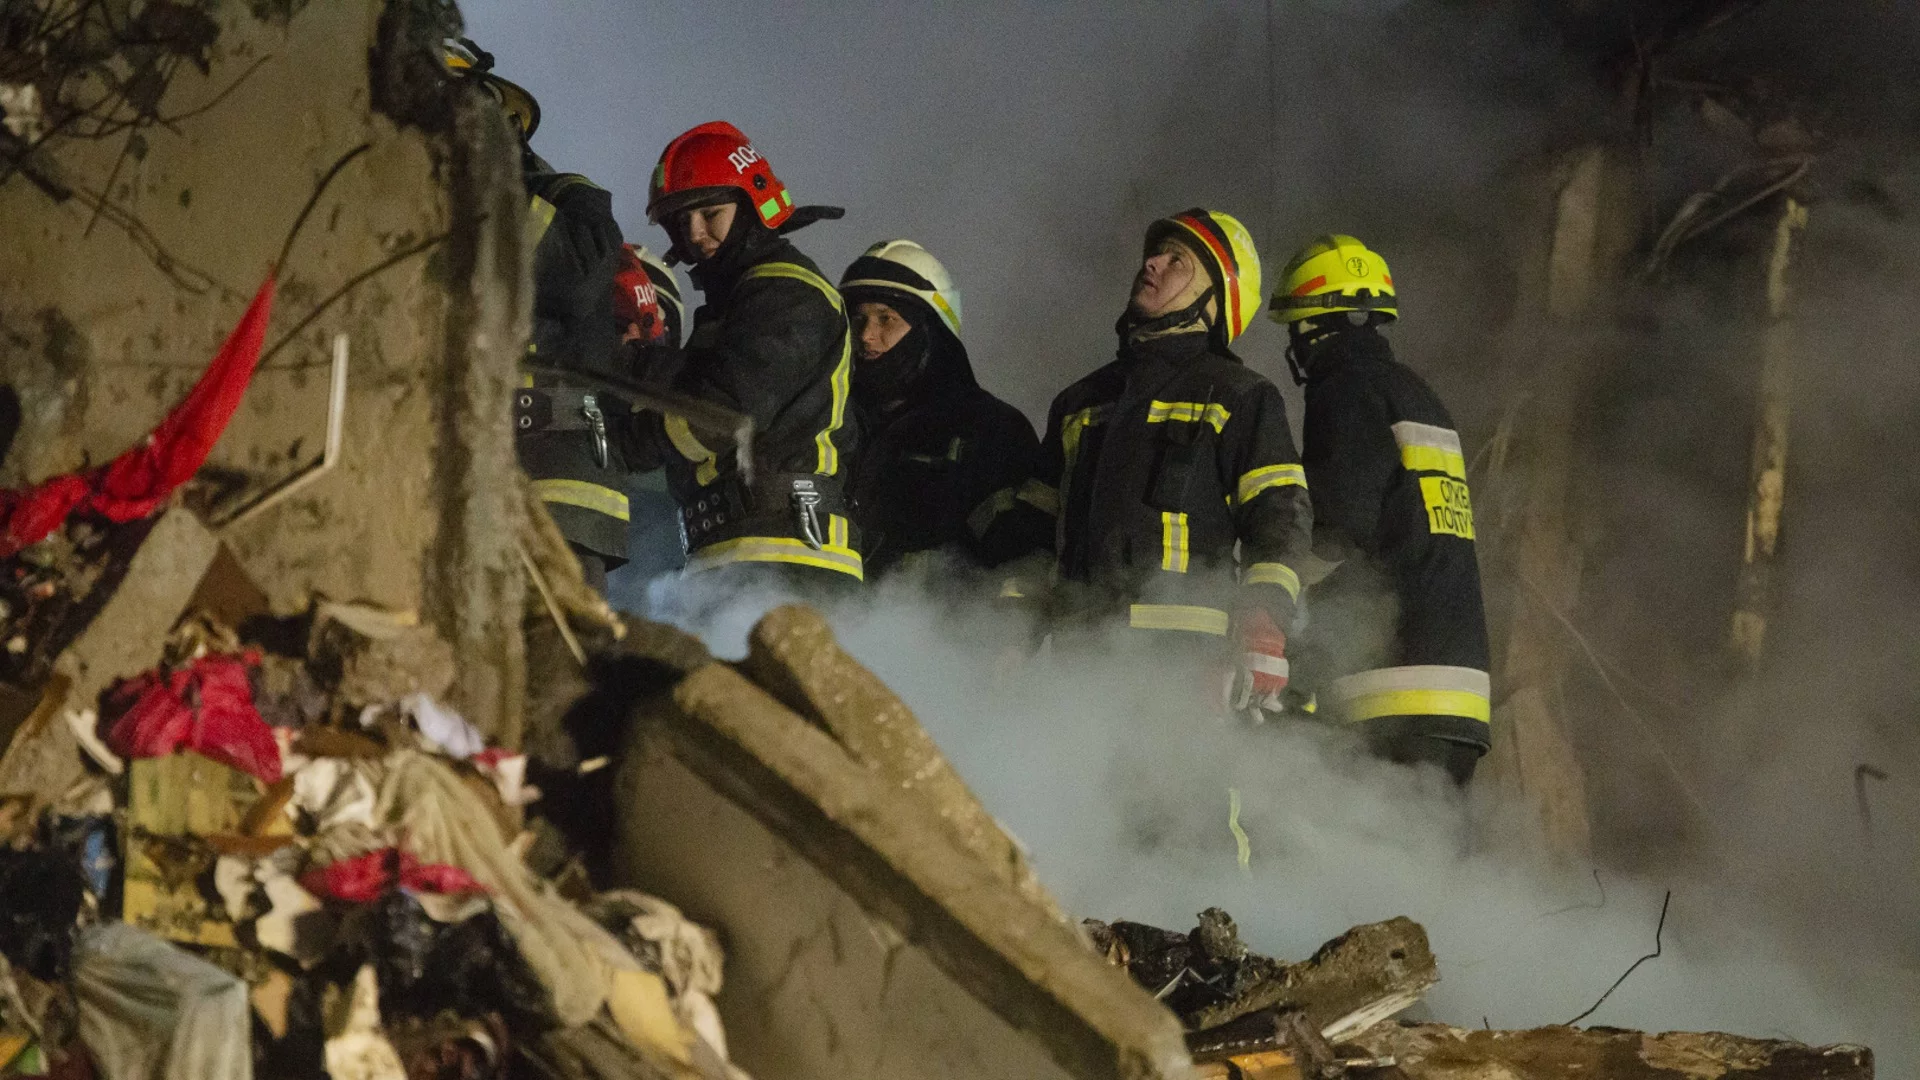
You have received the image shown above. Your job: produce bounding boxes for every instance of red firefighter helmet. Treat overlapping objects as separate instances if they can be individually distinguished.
[647,121,795,229]
[612,244,683,345]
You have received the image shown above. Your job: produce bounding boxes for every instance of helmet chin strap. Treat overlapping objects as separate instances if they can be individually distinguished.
[1124,284,1218,343]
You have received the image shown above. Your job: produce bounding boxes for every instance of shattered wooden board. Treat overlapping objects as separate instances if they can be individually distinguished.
[1350,1022,1873,1079]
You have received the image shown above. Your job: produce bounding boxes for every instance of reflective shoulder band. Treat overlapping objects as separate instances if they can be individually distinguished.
[1391,421,1467,479]
[743,261,844,311]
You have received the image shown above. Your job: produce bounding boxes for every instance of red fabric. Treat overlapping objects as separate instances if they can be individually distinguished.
[0,276,276,557]
[105,651,282,784]
[647,121,792,227]
[300,848,489,905]
[1238,609,1290,695]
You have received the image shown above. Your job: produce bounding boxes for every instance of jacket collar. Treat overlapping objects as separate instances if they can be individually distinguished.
[1302,325,1395,381]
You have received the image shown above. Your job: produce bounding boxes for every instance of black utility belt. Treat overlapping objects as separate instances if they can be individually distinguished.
[683,472,847,551]
[515,386,628,467]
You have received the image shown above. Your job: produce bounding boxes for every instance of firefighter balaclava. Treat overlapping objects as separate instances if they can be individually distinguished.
[1271,234,1398,384]
[1124,209,1263,351]
[840,240,963,408]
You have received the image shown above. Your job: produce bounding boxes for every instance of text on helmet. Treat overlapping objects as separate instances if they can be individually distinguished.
[727,145,763,173]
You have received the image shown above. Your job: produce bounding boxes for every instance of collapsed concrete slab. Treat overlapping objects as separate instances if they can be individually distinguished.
[610,613,1196,1080]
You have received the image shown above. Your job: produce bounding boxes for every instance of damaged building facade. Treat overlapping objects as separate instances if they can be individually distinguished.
[0,0,1908,1078]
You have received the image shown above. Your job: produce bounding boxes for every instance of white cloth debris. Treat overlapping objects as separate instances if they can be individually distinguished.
[290,757,379,830]
[63,708,123,776]
[399,693,486,758]
[72,923,252,1080]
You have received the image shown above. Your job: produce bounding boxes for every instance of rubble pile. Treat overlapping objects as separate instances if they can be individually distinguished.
[1087,908,1875,1080]
[0,513,748,1080]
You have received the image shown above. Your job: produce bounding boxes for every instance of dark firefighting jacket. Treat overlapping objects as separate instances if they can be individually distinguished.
[649,230,863,581]
[851,335,1039,575]
[1300,327,1491,752]
[1000,328,1313,637]
[516,164,632,562]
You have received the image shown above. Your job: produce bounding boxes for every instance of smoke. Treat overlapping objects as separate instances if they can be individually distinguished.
[459,0,1920,1068]
[644,566,1914,1064]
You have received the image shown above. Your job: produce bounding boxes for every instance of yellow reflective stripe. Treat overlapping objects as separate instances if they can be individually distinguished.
[1327,665,1491,724]
[520,373,535,389]
[815,330,851,476]
[741,262,851,477]
[526,195,557,250]
[1060,405,1109,467]
[968,488,1018,539]
[531,479,630,522]
[662,415,721,486]
[1160,512,1189,573]
[829,514,849,549]
[1146,400,1230,433]
[741,262,845,311]
[684,535,865,580]
[1128,604,1229,635]
[1244,561,1301,600]
[1235,463,1307,505]
[1391,421,1467,479]
[1342,690,1490,724]
[663,415,715,462]
[1017,479,1060,515]
[998,578,1026,599]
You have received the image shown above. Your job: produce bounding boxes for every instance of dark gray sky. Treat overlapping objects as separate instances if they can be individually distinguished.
[458,0,1578,420]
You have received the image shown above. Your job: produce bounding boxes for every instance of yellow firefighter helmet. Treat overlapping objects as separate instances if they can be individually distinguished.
[1270,234,1398,323]
[1146,209,1263,344]
[443,38,541,138]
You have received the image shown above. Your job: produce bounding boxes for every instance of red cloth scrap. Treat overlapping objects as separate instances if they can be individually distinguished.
[105,651,282,784]
[0,276,276,557]
[300,848,489,905]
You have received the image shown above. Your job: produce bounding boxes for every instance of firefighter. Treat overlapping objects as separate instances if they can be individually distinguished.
[1270,234,1491,783]
[643,121,862,588]
[837,240,1040,576]
[446,40,631,592]
[1000,210,1311,709]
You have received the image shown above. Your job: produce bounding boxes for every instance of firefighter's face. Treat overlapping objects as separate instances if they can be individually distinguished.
[673,200,737,262]
[1131,237,1213,319]
[852,302,912,361]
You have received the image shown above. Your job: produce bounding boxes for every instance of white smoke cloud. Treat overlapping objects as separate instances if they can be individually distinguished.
[642,569,1915,1068]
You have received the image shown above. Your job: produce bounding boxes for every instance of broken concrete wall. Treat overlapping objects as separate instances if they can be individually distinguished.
[609,616,1196,1080]
[0,0,528,736]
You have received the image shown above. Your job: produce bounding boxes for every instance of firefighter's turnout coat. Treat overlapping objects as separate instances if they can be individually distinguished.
[648,230,863,582]
[1300,328,1491,754]
[852,337,1040,576]
[1003,328,1313,636]
[517,165,632,563]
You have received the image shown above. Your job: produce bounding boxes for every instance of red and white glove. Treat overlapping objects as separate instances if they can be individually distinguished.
[1228,609,1289,713]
